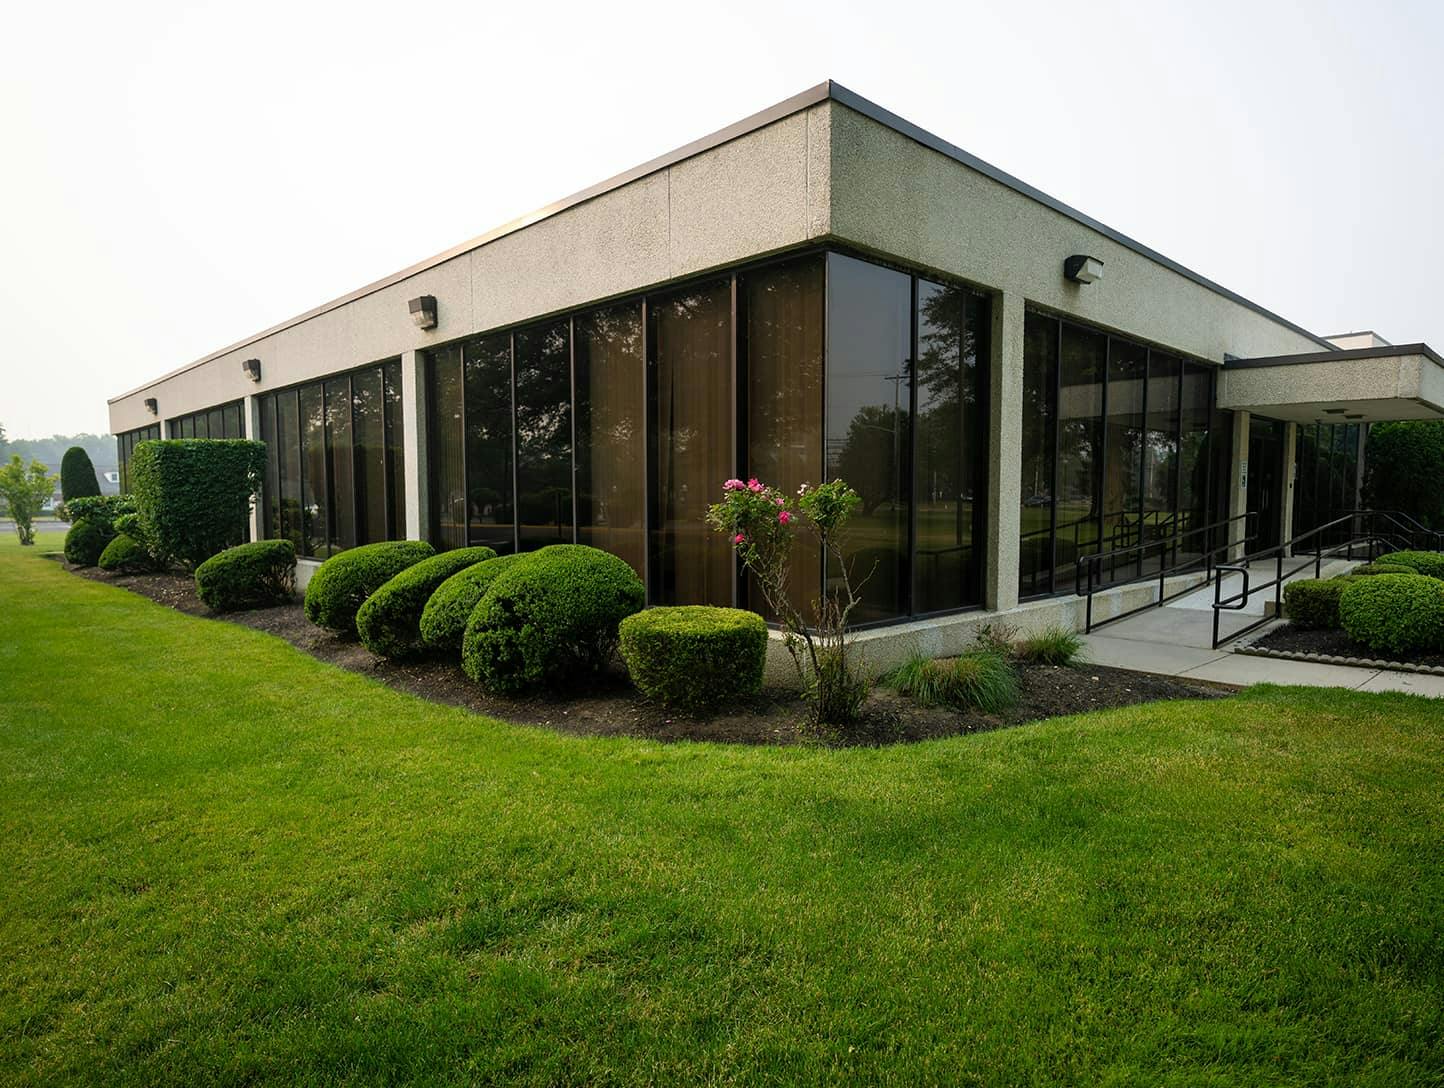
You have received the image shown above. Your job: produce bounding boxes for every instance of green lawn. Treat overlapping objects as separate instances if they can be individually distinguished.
[2,531,1442,1086]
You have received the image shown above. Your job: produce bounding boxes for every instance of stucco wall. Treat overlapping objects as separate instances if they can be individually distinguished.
[825,102,1324,365]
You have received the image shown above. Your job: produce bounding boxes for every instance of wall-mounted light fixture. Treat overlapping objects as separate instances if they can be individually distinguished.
[1064,254,1104,284]
[409,295,438,330]
[241,358,262,382]
[143,397,158,416]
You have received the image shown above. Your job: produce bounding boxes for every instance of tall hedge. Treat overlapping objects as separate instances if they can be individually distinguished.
[1363,421,1444,529]
[60,446,101,502]
[130,439,266,567]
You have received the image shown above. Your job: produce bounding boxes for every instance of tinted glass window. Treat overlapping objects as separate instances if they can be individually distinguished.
[745,255,824,618]
[575,302,645,576]
[464,334,514,552]
[514,321,573,550]
[649,280,733,606]
[826,253,911,622]
[914,279,987,612]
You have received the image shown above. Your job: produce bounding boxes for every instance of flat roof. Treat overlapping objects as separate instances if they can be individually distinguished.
[111,79,1336,403]
[1226,342,1442,370]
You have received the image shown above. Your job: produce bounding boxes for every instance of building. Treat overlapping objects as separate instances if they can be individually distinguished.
[107,81,1444,655]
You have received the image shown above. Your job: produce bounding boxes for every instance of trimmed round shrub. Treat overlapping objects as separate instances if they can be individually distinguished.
[1374,551,1444,580]
[1338,574,1444,657]
[418,553,530,654]
[98,533,152,573]
[1351,561,1415,577]
[60,446,101,503]
[64,517,113,567]
[303,540,436,635]
[1282,576,1357,630]
[195,540,297,612]
[619,606,768,709]
[356,546,497,659]
[462,545,646,693]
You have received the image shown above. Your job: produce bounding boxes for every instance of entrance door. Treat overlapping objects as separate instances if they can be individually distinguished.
[1247,418,1285,551]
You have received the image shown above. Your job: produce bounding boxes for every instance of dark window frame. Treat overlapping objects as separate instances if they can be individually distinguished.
[421,243,994,626]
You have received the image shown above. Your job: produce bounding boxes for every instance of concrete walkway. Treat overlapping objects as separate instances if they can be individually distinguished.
[1080,557,1444,697]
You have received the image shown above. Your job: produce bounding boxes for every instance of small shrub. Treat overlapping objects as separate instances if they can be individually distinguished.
[1283,577,1358,630]
[1374,551,1444,580]
[356,546,497,659]
[98,533,153,573]
[973,622,1019,656]
[1338,574,1444,656]
[303,540,436,635]
[618,606,768,709]
[194,540,297,612]
[462,545,646,693]
[64,517,113,567]
[60,446,101,504]
[130,439,266,566]
[66,495,133,533]
[418,553,530,654]
[1351,561,1414,577]
[0,456,57,546]
[1015,626,1084,665]
[884,650,1019,714]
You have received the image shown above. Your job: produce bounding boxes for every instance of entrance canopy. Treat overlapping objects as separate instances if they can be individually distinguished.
[1218,342,1444,423]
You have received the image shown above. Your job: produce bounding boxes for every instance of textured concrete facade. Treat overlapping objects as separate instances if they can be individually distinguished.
[1219,350,1444,422]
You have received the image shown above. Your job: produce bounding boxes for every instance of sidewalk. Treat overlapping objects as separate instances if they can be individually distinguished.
[1080,556,1444,697]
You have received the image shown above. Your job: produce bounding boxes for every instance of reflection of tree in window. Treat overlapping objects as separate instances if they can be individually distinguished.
[515,321,572,550]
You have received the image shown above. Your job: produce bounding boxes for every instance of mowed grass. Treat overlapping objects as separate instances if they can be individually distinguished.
[2,532,1442,1086]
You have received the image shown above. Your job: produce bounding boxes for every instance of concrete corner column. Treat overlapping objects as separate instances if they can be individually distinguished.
[984,288,1025,612]
[1280,421,1298,552]
[401,350,429,541]
[1228,410,1251,560]
[243,393,263,541]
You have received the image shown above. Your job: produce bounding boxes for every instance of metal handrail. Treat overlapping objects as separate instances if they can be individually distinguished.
[1074,511,1259,633]
[1209,509,1440,648]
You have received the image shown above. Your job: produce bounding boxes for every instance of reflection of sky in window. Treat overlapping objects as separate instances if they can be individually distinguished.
[825,254,911,467]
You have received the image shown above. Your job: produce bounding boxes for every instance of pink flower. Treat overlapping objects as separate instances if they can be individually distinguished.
[777,511,791,525]
[723,478,746,491]
[774,496,784,506]
[747,478,762,493]
[734,533,746,544]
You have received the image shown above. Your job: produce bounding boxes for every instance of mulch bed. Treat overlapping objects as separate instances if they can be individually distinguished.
[62,560,1235,747]
[1250,623,1444,670]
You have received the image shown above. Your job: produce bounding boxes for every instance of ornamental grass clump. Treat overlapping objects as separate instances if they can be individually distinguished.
[708,477,870,726]
[883,649,1019,715]
[1014,625,1084,666]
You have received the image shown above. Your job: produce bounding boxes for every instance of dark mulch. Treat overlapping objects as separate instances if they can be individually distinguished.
[1252,623,1444,669]
[63,560,1236,746]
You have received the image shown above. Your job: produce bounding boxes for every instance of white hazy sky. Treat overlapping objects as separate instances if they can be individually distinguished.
[1,0,1441,438]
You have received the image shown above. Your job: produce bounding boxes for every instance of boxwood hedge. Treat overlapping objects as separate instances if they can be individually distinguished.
[98,533,153,573]
[461,545,645,693]
[63,517,113,567]
[1338,573,1444,656]
[194,540,297,612]
[1282,576,1357,630]
[1373,550,1444,580]
[618,606,768,709]
[130,439,266,567]
[303,540,436,635]
[356,546,497,659]
[418,553,530,655]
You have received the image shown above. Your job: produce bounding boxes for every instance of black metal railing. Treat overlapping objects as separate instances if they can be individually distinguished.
[1210,510,1443,648]
[1074,511,1259,633]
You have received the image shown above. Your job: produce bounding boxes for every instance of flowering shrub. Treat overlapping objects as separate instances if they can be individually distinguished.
[708,477,869,726]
